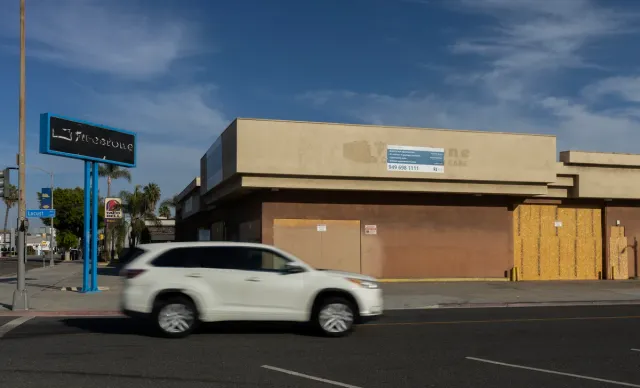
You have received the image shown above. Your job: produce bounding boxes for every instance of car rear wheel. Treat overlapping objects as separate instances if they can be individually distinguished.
[313,297,355,337]
[153,296,198,338]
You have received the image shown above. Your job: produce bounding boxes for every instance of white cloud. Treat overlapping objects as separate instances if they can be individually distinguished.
[299,0,640,155]
[85,84,228,197]
[583,76,640,103]
[1,0,201,79]
[448,0,630,96]
[89,85,228,141]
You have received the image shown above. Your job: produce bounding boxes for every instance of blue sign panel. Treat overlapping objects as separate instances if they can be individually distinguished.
[27,209,56,218]
[40,187,52,209]
[386,145,445,173]
[39,113,137,167]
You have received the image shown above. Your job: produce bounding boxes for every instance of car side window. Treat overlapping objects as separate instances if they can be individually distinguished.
[200,247,237,270]
[259,250,290,272]
[235,248,291,272]
[152,248,201,268]
[197,247,291,272]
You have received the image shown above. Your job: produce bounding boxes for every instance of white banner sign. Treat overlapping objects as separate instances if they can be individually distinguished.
[387,145,445,173]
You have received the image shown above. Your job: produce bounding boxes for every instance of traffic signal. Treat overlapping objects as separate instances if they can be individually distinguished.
[0,168,9,198]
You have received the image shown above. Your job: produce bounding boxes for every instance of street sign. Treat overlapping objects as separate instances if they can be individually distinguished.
[26,209,56,218]
[41,187,52,209]
[39,113,137,167]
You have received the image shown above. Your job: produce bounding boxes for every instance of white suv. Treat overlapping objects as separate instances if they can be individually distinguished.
[120,242,383,338]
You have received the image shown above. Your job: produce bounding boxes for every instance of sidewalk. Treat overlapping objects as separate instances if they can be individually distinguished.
[0,262,122,314]
[1,263,640,315]
[383,280,640,309]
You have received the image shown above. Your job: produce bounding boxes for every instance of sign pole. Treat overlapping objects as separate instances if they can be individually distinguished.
[82,161,90,293]
[91,162,99,292]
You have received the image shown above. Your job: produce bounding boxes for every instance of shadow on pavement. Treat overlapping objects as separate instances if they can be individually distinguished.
[0,277,36,284]
[61,317,316,337]
[97,266,122,277]
[0,368,255,386]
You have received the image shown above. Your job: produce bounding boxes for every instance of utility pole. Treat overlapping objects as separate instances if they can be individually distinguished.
[12,0,28,310]
[49,172,54,267]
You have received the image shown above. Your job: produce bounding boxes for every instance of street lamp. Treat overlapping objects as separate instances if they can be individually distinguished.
[29,165,54,267]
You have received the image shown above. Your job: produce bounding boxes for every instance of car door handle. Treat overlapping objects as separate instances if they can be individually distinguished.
[245,277,261,282]
[186,273,202,278]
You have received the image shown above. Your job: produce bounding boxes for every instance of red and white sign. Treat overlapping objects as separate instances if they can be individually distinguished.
[105,197,123,219]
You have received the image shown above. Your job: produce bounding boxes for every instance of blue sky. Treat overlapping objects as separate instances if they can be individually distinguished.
[0,0,639,228]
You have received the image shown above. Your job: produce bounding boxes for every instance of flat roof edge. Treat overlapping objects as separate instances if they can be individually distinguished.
[234,118,556,138]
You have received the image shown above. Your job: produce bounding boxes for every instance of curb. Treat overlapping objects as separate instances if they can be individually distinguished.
[379,278,509,283]
[385,299,640,310]
[0,310,122,317]
[60,286,110,292]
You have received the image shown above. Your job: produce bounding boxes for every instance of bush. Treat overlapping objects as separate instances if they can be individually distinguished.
[56,230,79,250]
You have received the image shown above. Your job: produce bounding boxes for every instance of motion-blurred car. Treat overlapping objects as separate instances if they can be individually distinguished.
[120,242,383,338]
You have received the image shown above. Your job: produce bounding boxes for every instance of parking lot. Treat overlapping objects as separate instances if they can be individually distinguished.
[1,305,640,387]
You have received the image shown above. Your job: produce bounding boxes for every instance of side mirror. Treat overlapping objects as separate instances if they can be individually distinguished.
[283,262,305,274]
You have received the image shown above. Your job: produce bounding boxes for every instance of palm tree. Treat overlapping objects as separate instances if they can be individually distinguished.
[119,185,161,248]
[158,204,171,219]
[159,194,178,219]
[98,165,132,198]
[98,165,131,260]
[2,184,18,233]
[143,183,161,211]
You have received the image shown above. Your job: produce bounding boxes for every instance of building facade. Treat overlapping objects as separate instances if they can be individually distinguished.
[175,118,640,281]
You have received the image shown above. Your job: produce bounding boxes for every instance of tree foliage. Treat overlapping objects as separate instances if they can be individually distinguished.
[158,204,171,218]
[2,184,18,232]
[56,230,79,250]
[119,184,161,247]
[98,165,132,194]
[159,194,178,219]
[98,164,132,259]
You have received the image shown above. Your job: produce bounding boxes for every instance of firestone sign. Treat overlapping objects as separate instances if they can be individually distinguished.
[40,114,137,167]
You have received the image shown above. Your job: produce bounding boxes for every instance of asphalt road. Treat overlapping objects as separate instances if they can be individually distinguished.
[0,256,61,276]
[1,305,640,387]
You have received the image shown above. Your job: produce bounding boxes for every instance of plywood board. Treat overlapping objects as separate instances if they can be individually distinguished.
[273,219,322,268]
[514,205,602,281]
[273,218,361,273]
[320,220,361,273]
[609,226,629,280]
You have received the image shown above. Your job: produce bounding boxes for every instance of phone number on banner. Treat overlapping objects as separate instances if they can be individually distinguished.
[387,163,444,173]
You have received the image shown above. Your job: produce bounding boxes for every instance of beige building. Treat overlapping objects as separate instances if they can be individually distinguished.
[176,118,640,281]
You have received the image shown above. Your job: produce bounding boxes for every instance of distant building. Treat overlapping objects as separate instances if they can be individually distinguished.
[122,217,175,247]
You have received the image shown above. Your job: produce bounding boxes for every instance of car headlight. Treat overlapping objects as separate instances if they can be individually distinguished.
[347,278,379,289]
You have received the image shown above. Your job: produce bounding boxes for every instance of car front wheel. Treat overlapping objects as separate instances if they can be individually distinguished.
[153,297,198,338]
[313,297,356,337]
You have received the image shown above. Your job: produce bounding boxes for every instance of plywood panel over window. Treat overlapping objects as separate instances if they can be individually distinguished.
[609,226,629,280]
[273,219,361,273]
[514,204,602,280]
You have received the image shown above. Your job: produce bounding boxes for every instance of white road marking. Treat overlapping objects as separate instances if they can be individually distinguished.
[261,365,363,388]
[0,316,34,338]
[467,357,640,387]
[631,349,640,352]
